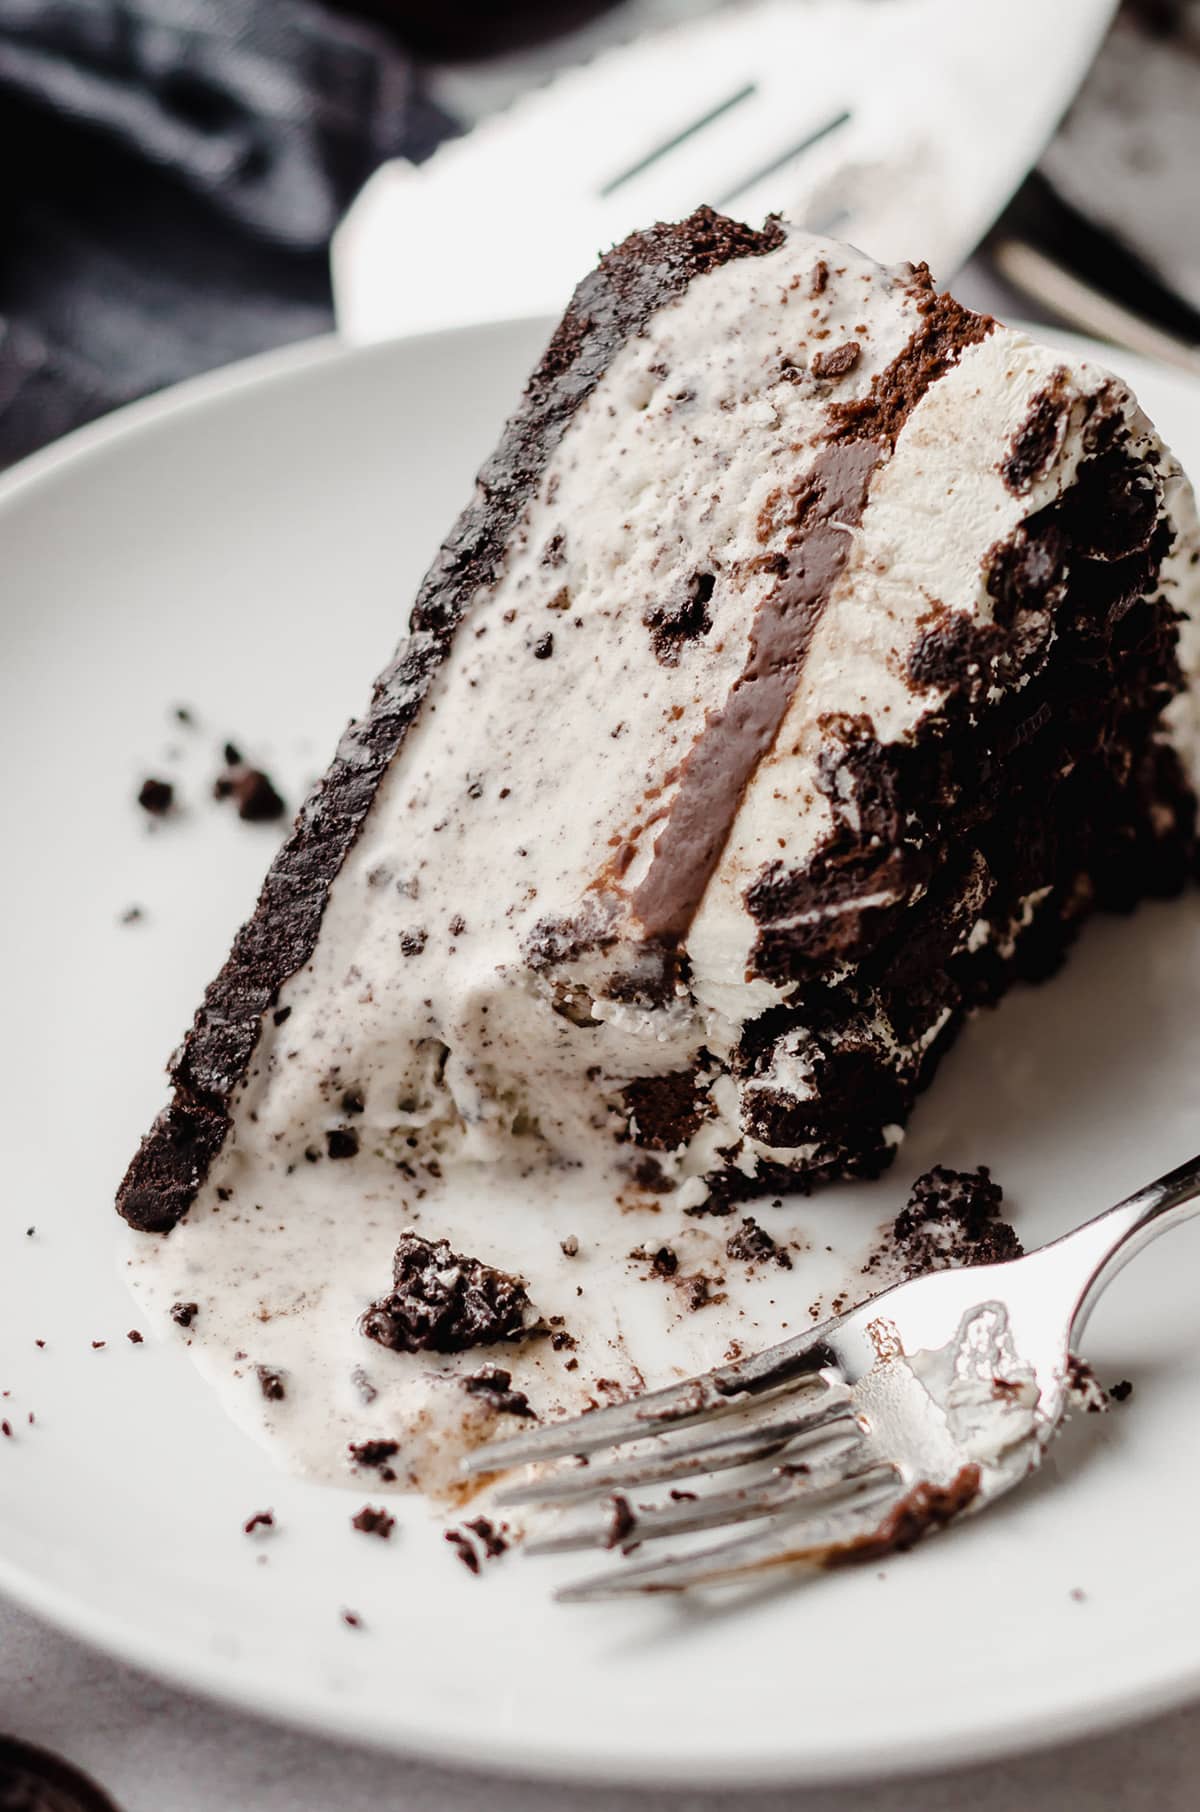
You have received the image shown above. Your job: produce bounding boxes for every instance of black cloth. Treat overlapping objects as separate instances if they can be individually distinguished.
[0,0,454,466]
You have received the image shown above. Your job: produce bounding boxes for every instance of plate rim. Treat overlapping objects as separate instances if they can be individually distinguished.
[3,318,1199,1787]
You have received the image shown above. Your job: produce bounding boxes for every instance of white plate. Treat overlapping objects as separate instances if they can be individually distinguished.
[2,319,1200,1788]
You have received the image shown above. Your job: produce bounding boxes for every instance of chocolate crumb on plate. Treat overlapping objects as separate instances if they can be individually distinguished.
[725,1217,793,1269]
[351,1505,395,1539]
[1109,1378,1134,1403]
[341,1609,364,1628]
[606,1492,638,1550]
[170,1301,198,1328]
[137,776,174,816]
[126,1329,143,1345]
[1,1421,12,1438]
[348,1437,400,1483]
[243,1509,275,1534]
[361,1232,535,1355]
[213,753,287,822]
[444,1528,481,1575]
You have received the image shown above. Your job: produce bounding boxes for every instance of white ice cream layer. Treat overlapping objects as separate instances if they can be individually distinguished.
[126,221,1200,1490]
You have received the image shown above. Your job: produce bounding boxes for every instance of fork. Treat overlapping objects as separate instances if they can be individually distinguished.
[463,1154,1200,1600]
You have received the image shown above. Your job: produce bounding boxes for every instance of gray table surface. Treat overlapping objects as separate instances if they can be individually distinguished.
[3,1591,1198,1810]
[7,6,1196,1805]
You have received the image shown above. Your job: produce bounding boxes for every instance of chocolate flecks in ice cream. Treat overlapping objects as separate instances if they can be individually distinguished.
[348,1438,400,1479]
[461,1365,536,1417]
[116,205,1200,1498]
[360,1234,536,1355]
[444,1529,481,1574]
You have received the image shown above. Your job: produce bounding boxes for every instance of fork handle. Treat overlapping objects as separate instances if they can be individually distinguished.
[1042,1154,1200,1338]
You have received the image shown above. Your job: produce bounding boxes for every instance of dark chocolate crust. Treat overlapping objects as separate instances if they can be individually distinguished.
[117,208,786,1232]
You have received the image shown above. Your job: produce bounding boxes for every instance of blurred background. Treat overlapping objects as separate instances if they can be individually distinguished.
[0,0,1197,469]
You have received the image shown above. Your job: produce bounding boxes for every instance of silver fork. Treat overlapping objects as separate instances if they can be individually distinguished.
[463,1154,1200,1600]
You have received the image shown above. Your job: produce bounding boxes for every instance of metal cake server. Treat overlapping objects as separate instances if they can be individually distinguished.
[464,1154,1200,1599]
[333,0,1115,344]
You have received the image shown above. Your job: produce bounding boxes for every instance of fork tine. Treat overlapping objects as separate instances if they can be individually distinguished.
[461,1329,840,1476]
[554,1487,907,1600]
[525,1458,897,1558]
[493,1390,857,1509]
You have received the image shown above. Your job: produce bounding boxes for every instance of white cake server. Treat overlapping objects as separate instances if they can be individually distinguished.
[333,0,1116,344]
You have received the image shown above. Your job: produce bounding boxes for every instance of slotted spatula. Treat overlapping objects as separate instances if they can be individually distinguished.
[333,0,1115,344]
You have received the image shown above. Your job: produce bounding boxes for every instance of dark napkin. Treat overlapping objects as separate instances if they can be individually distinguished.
[0,0,454,467]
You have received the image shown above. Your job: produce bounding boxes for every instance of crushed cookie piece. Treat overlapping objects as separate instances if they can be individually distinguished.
[214,757,286,822]
[868,1166,1021,1279]
[171,1301,198,1328]
[362,1232,535,1355]
[462,1364,535,1418]
[811,340,861,379]
[466,1516,509,1560]
[256,1365,287,1402]
[351,1505,395,1539]
[138,777,174,815]
[126,1329,144,1345]
[243,1510,275,1534]
[445,1529,481,1575]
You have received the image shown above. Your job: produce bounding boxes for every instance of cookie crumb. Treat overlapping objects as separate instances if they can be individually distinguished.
[138,777,174,815]
[256,1365,287,1402]
[126,1329,143,1345]
[445,1529,481,1575]
[351,1505,395,1539]
[243,1509,275,1534]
